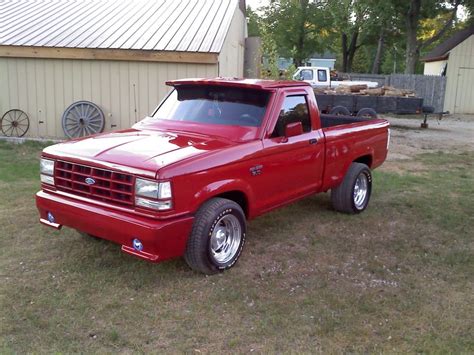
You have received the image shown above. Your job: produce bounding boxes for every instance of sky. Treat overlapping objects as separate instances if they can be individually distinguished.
[246,0,269,11]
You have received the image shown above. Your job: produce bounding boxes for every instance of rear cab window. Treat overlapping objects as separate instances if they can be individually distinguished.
[317,69,327,82]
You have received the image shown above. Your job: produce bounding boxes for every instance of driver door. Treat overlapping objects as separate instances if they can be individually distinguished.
[253,91,325,212]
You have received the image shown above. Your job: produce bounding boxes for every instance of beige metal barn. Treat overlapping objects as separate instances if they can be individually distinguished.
[0,0,247,138]
[422,25,474,114]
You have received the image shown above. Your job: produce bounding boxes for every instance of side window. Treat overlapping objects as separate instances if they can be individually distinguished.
[299,69,313,81]
[317,69,327,82]
[271,95,311,137]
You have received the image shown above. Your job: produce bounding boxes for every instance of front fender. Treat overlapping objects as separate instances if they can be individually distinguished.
[192,179,256,218]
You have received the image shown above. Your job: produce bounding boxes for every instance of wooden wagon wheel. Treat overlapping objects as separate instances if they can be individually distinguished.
[1,109,30,137]
[62,101,105,138]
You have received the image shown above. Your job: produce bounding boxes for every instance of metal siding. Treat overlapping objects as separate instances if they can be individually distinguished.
[444,35,474,113]
[1,57,218,138]
[1,0,238,54]
[218,5,245,77]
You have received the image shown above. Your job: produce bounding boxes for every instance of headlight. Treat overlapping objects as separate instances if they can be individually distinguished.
[135,178,171,199]
[40,158,55,176]
[40,158,55,185]
[135,178,172,210]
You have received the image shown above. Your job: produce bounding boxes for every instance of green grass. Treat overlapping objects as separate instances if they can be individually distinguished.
[0,140,473,352]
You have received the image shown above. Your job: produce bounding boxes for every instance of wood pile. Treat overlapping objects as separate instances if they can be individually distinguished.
[314,85,416,97]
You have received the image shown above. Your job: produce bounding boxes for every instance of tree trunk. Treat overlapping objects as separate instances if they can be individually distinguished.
[371,29,385,74]
[405,0,421,74]
[341,30,359,73]
[347,30,359,72]
[341,33,348,72]
[293,0,309,67]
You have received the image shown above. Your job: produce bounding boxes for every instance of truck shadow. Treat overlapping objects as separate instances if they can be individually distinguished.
[52,192,343,290]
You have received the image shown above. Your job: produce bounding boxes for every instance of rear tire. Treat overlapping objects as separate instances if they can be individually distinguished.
[330,106,351,116]
[331,163,372,214]
[184,198,246,274]
[356,108,378,119]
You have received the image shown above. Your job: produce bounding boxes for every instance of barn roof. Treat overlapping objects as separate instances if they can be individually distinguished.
[0,0,238,53]
[421,25,474,62]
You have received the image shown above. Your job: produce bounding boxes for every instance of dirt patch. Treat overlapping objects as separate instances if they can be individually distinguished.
[380,113,474,173]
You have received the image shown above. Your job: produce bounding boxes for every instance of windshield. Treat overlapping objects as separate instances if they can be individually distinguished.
[153,86,270,127]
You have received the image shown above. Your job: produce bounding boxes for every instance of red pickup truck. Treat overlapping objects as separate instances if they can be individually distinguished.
[36,78,389,274]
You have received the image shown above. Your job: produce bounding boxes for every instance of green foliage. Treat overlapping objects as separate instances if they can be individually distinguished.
[260,22,280,79]
[253,0,472,75]
[261,0,329,66]
[246,6,261,37]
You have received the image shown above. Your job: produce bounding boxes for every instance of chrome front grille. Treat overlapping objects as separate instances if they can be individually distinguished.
[54,161,134,207]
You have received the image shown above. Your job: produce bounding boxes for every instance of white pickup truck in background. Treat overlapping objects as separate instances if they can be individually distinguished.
[293,67,379,88]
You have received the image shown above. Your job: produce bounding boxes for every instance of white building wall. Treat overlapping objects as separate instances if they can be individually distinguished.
[218,6,246,77]
[423,60,447,76]
[0,58,217,138]
[444,35,474,114]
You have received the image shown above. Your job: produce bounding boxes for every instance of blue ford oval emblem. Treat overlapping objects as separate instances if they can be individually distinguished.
[85,177,95,185]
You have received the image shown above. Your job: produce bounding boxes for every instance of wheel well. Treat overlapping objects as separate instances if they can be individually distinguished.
[216,190,249,218]
[354,155,372,168]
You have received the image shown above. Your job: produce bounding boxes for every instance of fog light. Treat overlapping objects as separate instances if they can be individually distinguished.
[47,212,55,224]
[132,238,143,252]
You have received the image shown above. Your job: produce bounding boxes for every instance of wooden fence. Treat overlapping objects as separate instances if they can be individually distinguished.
[343,73,447,112]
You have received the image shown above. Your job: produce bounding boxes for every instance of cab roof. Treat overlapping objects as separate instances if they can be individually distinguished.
[166,77,311,90]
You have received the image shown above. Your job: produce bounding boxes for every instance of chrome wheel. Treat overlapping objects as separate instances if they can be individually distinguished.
[210,214,242,264]
[353,173,368,209]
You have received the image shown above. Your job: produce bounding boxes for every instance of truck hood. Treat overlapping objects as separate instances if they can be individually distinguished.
[43,129,232,176]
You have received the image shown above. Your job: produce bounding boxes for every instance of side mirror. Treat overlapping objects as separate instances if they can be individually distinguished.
[285,122,303,138]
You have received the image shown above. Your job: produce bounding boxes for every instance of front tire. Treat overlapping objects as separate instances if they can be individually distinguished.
[184,198,246,274]
[331,163,372,214]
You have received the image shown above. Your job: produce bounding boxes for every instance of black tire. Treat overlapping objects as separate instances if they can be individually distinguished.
[330,105,351,116]
[331,163,372,214]
[356,108,378,119]
[184,198,246,274]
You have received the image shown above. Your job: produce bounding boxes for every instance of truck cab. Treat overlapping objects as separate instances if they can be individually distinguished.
[293,66,379,88]
[293,66,332,87]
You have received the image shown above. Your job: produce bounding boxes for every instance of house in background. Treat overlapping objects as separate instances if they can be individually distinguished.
[0,0,247,138]
[421,25,474,114]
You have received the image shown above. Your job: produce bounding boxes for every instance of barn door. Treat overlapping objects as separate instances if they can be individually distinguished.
[454,67,474,114]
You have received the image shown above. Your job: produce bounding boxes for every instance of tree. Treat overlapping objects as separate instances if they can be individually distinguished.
[246,6,261,37]
[261,0,328,66]
[401,0,462,74]
[327,0,373,73]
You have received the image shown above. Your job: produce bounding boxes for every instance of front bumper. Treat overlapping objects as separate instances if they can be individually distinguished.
[36,190,194,263]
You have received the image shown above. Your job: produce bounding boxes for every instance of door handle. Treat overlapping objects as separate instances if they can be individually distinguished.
[309,138,318,144]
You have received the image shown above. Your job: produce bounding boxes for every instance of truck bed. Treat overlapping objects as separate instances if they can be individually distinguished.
[320,114,372,128]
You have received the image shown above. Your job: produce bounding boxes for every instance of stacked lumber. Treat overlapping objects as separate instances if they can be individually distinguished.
[315,85,416,97]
